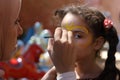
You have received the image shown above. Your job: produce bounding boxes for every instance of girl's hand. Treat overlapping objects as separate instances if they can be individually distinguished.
[41,67,56,80]
[47,27,76,74]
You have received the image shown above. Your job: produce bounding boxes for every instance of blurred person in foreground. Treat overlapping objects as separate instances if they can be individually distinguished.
[0,0,23,78]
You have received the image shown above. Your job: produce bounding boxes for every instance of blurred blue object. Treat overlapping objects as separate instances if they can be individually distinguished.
[22,27,35,44]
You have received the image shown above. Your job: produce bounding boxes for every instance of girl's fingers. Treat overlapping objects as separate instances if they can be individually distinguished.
[61,29,68,42]
[47,38,54,50]
[54,27,62,41]
[68,31,74,44]
[47,38,54,57]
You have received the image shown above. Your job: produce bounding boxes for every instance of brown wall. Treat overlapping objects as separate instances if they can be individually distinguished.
[19,0,120,35]
[19,0,84,33]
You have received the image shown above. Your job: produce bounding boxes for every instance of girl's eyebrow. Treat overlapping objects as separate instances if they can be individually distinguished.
[62,24,89,33]
[70,27,89,34]
[72,30,85,34]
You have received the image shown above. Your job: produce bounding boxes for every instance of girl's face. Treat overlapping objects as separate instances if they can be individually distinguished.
[61,13,97,61]
[0,0,23,61]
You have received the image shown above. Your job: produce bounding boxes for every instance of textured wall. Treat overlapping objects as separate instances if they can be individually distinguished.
[19,0,120,35]
[19,0,84,32]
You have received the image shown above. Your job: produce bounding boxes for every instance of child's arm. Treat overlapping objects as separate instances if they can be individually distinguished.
[41,67,56,80]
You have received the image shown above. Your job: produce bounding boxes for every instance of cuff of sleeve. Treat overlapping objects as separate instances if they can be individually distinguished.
[57,71,76,80]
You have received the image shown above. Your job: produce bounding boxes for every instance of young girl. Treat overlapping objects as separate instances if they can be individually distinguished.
[41,5,120,80]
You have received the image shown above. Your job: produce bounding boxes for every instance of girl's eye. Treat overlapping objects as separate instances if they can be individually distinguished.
[74,34,82,39]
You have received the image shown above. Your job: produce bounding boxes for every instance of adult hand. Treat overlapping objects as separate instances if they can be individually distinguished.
[47,27,76,74]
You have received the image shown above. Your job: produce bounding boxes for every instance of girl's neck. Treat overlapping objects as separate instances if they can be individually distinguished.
[75,58,102,79]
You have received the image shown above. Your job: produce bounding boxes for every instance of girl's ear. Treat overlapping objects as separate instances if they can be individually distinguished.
[93,36,105,51]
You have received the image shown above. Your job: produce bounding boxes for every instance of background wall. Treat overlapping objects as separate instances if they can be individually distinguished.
[19,0,120,35]
[19,0,84,33]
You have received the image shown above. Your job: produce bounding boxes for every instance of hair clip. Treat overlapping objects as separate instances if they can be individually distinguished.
[104,19,113,29]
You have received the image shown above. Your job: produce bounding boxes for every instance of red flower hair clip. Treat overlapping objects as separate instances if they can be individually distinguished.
[104,19,113,29]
